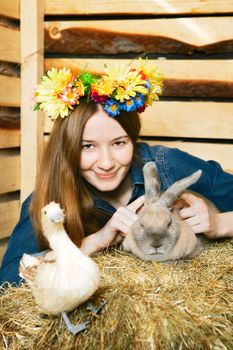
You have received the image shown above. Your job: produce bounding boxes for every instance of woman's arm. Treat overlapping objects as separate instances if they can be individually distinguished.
[81,195,145,255]
[178,192,233,239]
[214,212,233,238]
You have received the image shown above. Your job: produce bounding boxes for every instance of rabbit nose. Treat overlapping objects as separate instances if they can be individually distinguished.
[152,240,163,249]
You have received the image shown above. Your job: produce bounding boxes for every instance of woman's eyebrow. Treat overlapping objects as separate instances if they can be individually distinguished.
[82,135,129,142]
[112,135,129,141]
[82,139,95,143]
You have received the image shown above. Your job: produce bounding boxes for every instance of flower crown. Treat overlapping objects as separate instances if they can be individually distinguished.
[33,58,163,119]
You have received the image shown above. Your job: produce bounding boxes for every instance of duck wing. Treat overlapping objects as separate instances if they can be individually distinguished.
[19,253,55,285]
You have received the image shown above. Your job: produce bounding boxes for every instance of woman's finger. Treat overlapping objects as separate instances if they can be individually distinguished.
[179,207,197,219]
[109,218,132,236]
[117,206,138,222]
[127,195,145,213]
[189,223,210,234]
[183,216,201,227]
[180,192,202,206]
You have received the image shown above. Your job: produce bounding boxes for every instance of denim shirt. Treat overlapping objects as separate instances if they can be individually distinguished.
[1,142,233,285]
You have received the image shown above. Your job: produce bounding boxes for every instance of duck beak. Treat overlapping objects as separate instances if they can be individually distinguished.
[47,211,64,223]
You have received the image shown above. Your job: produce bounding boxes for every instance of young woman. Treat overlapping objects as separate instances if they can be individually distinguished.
[1,61,233,285]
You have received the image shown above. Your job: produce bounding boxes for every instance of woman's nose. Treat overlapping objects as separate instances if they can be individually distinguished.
[98,148,115,170]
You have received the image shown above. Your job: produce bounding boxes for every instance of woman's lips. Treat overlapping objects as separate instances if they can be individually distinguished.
[95,171,117,179]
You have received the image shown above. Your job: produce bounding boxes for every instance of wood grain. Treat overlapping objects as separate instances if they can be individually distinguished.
[140,102,233,139]
[45,0,233,15]
[20,0,44,202]
[0,150,20,194]
[0,25,20,63]
[0,196,20,239]
[0,238,8,263]
[0,75,20,107]
[0,0,20,19]
[45,18,233,55]
[0,129,20,148]
[0,107,20,129]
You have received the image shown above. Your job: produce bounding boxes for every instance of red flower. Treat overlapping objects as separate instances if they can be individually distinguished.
[137,104,146,113]
[91,92,108,103]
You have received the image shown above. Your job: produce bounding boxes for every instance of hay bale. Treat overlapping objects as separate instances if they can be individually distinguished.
[0,240,233,350]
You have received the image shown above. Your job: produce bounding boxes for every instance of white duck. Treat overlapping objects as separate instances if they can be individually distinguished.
[19,202,100,334]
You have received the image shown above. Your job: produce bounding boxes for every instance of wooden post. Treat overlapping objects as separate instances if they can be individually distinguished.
[20,0,44,202]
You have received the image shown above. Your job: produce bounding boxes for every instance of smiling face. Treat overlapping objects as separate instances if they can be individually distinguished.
[79,109,134,193]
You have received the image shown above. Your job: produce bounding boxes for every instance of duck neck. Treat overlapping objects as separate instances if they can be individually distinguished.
[44,224,72,253]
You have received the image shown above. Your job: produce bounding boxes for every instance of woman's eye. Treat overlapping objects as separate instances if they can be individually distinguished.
[82,144,94,150]
[113,141,126,147]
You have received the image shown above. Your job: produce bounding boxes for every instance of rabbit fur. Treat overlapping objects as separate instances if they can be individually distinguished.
[123,162,218,262]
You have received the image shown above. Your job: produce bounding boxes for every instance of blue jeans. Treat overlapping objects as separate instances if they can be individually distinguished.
[0,195,39,286]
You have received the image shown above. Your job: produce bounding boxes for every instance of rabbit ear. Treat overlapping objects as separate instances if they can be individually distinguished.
[159,170,202,207]
[143,162,161,204]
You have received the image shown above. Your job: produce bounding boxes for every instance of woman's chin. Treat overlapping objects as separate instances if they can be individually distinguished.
[94,181,119,193]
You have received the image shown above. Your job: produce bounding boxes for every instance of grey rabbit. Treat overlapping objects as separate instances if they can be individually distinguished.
[123,162,218,262]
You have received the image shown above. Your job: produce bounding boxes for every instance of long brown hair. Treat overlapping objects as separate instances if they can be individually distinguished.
[30,100,141,249]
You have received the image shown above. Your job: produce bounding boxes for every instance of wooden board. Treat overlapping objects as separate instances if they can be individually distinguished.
[45,58,233,82]
[0,238,8,264]
[0,75,20,107]
[45,58,233,98]
[140,102,233,139]
[0,0,20,19]
[0,197,20,239]
[0,62,20,77]
[0,150,20,194]
[45,0,233,15]
[20,0,44,202]
[0,107,20,129]
[44,17,233,55]
[146,141,233,174]
[44,101,233,139]
[0,25,20,63]
[0,129,20,148]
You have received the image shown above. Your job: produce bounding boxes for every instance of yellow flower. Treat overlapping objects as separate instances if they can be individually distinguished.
[40,99,71,119]
[136,58,163,105]
[101,62,154,102]
[115,69,148,102]
[34,67,84,119]
[91,76,115,96]
[104,63,130,82]
[74,80,85,97]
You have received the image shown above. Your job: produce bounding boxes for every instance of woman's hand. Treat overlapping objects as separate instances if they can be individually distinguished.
[177,192,218,238]
[81,195,145,255]
[100,195,145,245]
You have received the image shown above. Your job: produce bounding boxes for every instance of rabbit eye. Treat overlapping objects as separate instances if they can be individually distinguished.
[167,218,172,228]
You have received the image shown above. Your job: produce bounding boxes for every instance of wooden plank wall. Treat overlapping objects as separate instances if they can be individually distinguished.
[0,2,20,262]
[44,0,233,173]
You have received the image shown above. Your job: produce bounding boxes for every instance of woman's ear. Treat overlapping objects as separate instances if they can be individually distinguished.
[143,162,161,205]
